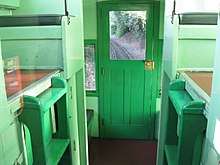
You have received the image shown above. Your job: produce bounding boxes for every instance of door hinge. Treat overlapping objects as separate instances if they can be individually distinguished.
[73,140,76,151]
[101,118,104,126]
[69,86,73,99]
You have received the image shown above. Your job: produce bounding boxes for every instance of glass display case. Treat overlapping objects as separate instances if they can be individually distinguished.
[3,56,58,99]
[0,17,65,101]
[0,15,82,101]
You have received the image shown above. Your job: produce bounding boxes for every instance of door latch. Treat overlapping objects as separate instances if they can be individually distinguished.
[144,60,155,70]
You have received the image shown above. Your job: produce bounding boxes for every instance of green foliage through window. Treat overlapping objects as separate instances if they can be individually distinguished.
[110,11,146,40]
[84,45,96,91]
[109,11,147,60]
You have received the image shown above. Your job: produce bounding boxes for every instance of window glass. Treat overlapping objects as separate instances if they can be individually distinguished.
[84,44,96,91]
[109,11,146,60]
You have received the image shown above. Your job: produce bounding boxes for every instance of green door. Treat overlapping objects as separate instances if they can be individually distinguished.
[98,2,155,139]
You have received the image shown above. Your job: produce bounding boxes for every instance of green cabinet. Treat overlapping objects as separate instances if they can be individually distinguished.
[164,80,207,165]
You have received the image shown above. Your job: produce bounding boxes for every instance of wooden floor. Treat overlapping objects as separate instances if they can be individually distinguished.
[89,139,157,165]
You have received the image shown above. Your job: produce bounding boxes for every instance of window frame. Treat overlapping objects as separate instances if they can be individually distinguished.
[84,39,98,96]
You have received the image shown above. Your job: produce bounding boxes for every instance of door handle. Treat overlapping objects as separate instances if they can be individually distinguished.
[144,60,155,70]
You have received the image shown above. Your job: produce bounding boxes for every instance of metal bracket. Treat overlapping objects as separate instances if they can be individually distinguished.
[171,0,176,24]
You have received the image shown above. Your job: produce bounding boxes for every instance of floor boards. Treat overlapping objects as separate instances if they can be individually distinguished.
[89,139,157,165]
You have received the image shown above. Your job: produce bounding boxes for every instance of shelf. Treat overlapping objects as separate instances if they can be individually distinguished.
[38,88,67,111]
[5,69,58,99]
[169,91,192,115]
[46,139,70,165]
[19,77,69,165]
[165,80,207,165]
[169,80,205,115]
[165,145,178,165]
[22,76,67,112]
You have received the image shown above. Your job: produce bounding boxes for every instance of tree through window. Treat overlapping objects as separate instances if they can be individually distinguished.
[109,11,147,60]
[84,44,96,91]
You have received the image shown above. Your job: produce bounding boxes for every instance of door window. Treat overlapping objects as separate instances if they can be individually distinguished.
[109,11,147,60]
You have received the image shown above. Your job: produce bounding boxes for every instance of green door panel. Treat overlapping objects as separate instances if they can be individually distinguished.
[98,2,154,139]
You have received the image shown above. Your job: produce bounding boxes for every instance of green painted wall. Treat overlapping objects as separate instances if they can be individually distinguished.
[0,42,24,164]
[201,16,220,165]
[0,43,10,132]
[0,0,20,9]
[178,39,215,69]
[12,0,81,16]
[0,0,20,16]
[83,0,97,40]
[83,0,164,40]
[0,9,12,15]
[156,72,170,165]
[86,97,99,137]
[178,25,217,69]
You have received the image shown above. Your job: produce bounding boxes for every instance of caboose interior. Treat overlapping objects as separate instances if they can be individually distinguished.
[0,0,220,165]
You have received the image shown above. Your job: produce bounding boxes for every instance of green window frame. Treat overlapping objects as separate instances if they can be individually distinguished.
[84,39,98,96]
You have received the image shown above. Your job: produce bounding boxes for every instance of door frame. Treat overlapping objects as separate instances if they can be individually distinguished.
[97,1,162,139]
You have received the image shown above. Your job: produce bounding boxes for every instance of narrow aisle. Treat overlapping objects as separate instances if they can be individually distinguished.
[89,139,157,165]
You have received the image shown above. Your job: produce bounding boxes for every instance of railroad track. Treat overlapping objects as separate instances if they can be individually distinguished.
[110,39,134,60]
